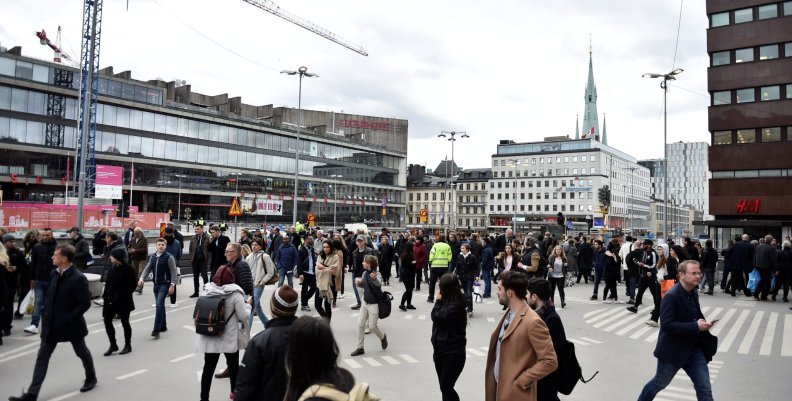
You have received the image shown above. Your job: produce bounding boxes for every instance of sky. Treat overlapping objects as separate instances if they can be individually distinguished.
[0,0,711,171]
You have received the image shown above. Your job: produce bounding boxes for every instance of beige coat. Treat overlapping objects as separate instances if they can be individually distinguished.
[317,252,339,301]
[484,302,558,401]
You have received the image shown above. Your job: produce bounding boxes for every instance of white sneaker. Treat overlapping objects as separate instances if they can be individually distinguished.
[645,320,659,327]
[92,299,104,307]
[170,303,178,308]
[365,327,371,334]
[616,300,625,304]
[152,304,156,308]
[24,324,38,334]
[338,294,346,299]
[603,300,612,304]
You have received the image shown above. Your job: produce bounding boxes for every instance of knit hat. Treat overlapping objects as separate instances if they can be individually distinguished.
[271,285,299,317]
[110,247,127,262]
[213,265,236,286]
[2,234,15,244]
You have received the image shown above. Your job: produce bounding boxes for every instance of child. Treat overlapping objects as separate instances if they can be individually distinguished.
[350,255,388,357]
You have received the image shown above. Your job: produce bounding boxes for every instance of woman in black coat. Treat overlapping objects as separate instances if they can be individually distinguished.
[399,242,416,311]
[102,247,137,356]
[431,273,468,401]
[603,240,621,303]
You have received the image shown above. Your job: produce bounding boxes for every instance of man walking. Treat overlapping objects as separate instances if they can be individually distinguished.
[128,227,148,295]
[485,269,557,401]
[24,229,56,335]
[729,234,754,297]
[589,240,605,300]
[137,238,177,339]
[207,226,230,280]
[753,235,778,300]
[10,245,97,401]
[274,235,297,288]
[637,260,714,401]
[350,236,374,310]
[189,225,210,298]
[297,236,317,312]
[427,235,452,303]
[67,227,91,270]
[627,240,661,326]
[527,278,568,401]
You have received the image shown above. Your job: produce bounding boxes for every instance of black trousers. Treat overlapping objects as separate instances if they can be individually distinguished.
[758,268,773,299]
[548,276,566,305]
[731,269,749,295]
[401,268,416,306]
[2,276,18,330]
[300,274,317,307]
[415,268,423,291]
[193,262,208,294]
[103,309,132,346]
[201,351,239,401]
[315,282,334,321]
[381,260,391,281]
[635,276,661,321]
[772,269,790,300]
[603,278,618,301]
[428,268,446,300]
[433,352,465,401]
[28,338,96,395]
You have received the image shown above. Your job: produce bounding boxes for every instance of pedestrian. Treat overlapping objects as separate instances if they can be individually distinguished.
[91,227,107,258]
[480,237,495,297]
[208,226,231,279]
[10,245,97,401]
[102,246,137,356]
[350,255,388,357]
[123,220,136,247]
[332,238,348,304]
[683,237,700,262]
[67,227,91,270]
[602,240,621,303]
[128,227,148,295]
[773,241,792,302]
[413,237,427,292]
[699,240,718,295]
[2,234,26,338]
[0,243,8,345]
[14,230,38,320]
[728,234,753,297]
[234,285,299,401]
[399,241,417,311]
[196,265,250,401]
[378,235,395,286]
[190,225,211,298]
[577,237,593,284]
[315,240,338,321]
[636,260,714,401]
[546,245,567,308]
[753,235,777,300]
[164,228,182,307]
[628,240,661,326]
[625,239,645,304]
[453,243,479,317]
[247,238,275,329]
[563,238,578,281]
[527,278,568,401]
[431,273,468,401]
[485,269,558,401]
[350,235,375,310]
[427,235,452,304]
[720,240,734,293]
[619,236,635,299]
[138,238,177,338]
[274,235,298,287]
[283,316,379,401]
[24,228,57,335]
[297,236,317,312]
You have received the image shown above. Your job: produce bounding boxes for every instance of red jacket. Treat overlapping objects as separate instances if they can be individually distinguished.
[413,243,428,270]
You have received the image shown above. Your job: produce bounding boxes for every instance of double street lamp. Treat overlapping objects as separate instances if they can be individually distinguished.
[281,66,318,226]
[437,130,468,232]
[643,68,683,240]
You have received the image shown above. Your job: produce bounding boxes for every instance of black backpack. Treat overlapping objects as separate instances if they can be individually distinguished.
[193,296,236,336]
[557,339,599,395]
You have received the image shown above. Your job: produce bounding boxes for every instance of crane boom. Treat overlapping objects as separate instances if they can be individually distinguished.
[241,0,368,56]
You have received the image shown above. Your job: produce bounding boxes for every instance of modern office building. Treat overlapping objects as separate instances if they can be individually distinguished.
[638,141,710,217]
[704,0,792,246]
[649,200,697,240]
[0,46,407,228]
[490,136,652,234]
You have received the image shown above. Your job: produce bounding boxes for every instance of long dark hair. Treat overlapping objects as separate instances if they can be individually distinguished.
[320,239,335,259]
[284,316,355,401]
[438,273,466,307]
[401,241,414,263]
[671,244,691,262]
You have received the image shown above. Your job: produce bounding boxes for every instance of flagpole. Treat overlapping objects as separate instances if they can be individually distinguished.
[129,160,134,215]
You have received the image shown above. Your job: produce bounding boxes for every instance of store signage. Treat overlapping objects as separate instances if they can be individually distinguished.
[95,165,123,199]
[565,187,592,193]
[460,202,486,206]
[338,119,392,132]
[735,198,760,214]
[252,200,283,216]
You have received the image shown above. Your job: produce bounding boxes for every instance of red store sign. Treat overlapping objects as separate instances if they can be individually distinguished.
[338,119,392,132]
[735,198,760,214]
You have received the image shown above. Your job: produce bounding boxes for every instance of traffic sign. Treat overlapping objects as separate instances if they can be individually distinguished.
[567,221,574,229]
[229,197,242,217]
[419,208,427,223]
[307,212,316,227]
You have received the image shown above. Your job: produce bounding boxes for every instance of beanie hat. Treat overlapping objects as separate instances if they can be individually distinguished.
[2,234,16,244]
[213,265,236,286]
[110,247,127,262]
[271,284,299,317]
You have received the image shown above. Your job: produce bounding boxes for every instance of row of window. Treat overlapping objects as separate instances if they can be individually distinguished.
[491,204,594,213]
[490,167,599,179]
[711,42,792,67]
[491,179,595,189]
[713,127,792,145]
[712,84,792,105]
[710,1,791,27]
[712,169,792,179]
[494,154,597,167]
[0,86,402,170]
[490,192,593,201]
[408,193,486,202]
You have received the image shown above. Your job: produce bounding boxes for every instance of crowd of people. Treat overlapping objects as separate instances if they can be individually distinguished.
[2,222,789,401]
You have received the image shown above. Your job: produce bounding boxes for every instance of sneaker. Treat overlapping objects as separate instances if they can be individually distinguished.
[301,305,311,312]
[93,299,104,307]
[350,304,361,310]
[351,348,365,357]
[24,324,38,334]
[468,312,474,318]
[399,305,407,311]
[626,299,635,305]
[337,294,346,299]
[381,334,388,350]
[645,320,659,327]
[170,303,178,308]
[603,300,612,304]
[365,327,371,334]
[590,295,598,301]
[426,298,434,303]
[627,306,638,313]
[152,304,156,308]
[151,331,160,339]
[189,293,199,298]
[616,300,625,304]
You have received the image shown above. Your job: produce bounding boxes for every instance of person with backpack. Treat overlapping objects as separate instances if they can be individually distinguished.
[247,238,275,329]
[350,255,388,357]
[137,238,178,339]
[196,265,251,401]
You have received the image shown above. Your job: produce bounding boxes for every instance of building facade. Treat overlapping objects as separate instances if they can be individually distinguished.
[649,201,697,241]
[0,47,407,229]
[455,168,491,232]
[638,141,710,218]
[705,0,792,247]
[406,164,456,230]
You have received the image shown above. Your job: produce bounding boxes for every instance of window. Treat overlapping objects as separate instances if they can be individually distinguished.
[590,155,596,162]
[591,167,596,174]
[547,157,552,164]
[758,4,778,19]
[761,86,780,101]
[564,156,569,163]
[711,11,729,27]
[735,48,754,63]
[573,168,578,174]
[786,1,792,15]
[713,91,731,105]
[786,43,792,57]
[712,51,730,66]
[737,129,756,143]
[787,84,792,99]
[713,131,732,145]
[555,157,561,163]
[734,8,753,23]
[736,88,755,103]
[759,45,779,60]
[762,127,781,142]
[531,158,536,164]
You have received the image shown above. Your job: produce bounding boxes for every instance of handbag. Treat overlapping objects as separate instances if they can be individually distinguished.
[18,291,35,315]
[261,253,279,285]
[365,276,392,319]
[660,280,675,298]
[697,330,718,363]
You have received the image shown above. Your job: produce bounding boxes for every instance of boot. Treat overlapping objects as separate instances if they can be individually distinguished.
[103,343,119,356]
[119,344,132,355]
[9,392,37,401]
[215,367,230,379]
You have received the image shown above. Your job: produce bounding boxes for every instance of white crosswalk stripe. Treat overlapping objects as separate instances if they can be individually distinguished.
[738,311,764,354]
[782,314,792,357]
[759,312,778,356]
[399,354,419,363]
[343,358,363,369]
[362,357,382,367]
[467,348,486,357]
[381,356,401,365]
[720,309,750,352]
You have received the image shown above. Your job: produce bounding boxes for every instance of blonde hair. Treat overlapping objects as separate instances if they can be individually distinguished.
[0,245,9,268]
[241,244,252,258]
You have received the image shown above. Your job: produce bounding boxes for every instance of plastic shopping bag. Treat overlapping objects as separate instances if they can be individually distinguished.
[747,268,761,294]
[18,291,35,315]
[660,279,675,298]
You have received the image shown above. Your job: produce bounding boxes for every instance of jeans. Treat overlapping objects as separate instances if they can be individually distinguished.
[201,352,239,401]
[300,274,317,307]
[461,279,473,312]
[396,257,403,278]
[627,276,637,300]
[352,274,362,305]
[592,268,603,296]
[28,338,96,396]
[481,267,492,297]
[433,352,466,401]
[249,287,269,328]
[638,349,713,401]
[720,268,731,290]
[277,269,293,288]
[700,270,715,293]
[31,280,50,327]
[153,283,169,332]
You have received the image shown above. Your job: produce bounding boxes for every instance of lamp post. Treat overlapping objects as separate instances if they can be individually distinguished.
[438,131,468,232]
[643,68,683,240]
[175,174,186,223]
[622,167,636,234]
[281,66,318,226]
[331,174,342,229]
[229,172,241,239]
[507,158,520,235]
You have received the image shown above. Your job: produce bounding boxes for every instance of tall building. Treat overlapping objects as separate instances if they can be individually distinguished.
[704,0,792,246]
[638,141,710,217]
[578,48,603,142]
[0,46,407,229]
[455,168,491,232]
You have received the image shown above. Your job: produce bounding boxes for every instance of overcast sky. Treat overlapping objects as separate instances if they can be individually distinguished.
[1,0,710,170]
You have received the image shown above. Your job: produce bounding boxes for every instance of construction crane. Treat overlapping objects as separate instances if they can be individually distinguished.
[35,27,76,148]
[35,27,77,66]
[241,0,368,56]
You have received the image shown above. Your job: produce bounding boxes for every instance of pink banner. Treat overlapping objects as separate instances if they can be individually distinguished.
[95,164,123,186]
[0,206,169,232]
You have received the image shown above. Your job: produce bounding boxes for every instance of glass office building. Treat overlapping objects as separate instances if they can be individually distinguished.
[0,47,407,227]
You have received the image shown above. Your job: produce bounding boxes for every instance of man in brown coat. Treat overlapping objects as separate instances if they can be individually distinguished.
[128,227,148,294]
[485,269,558,401]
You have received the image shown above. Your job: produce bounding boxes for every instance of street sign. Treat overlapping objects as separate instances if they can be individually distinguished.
[307,212,316,227]
[567,221,574,229]
[229,197,242,217]
[419,208,427,223]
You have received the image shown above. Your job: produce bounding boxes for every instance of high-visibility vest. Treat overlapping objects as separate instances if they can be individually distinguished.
[429,242,452,268]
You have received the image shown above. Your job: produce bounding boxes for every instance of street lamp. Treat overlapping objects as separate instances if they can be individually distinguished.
[229,172,242,239]
[174,174,186,223]
[281,66,318,226]
[438,130,468,232]
[621,167,637,234]
[507,158,520,235]
[330,174,342,229]
[643,68,683,240]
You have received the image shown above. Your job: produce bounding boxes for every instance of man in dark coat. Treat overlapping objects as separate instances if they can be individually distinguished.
[378,235,396,286]
[2,234,27,337]
[729,234,755,297]
[683,237,700,262]
[24,229,57,335]
[753,234,778,300]
[208,225,231,280]
[67,227,91,270]
[528,278,568,401]
[577,237,593,284]
[94,231,127,306]
[189,225,211,297]
[11,245,97,401]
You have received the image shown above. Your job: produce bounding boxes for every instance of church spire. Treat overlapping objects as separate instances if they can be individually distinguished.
[575,114,579,139]
[601,113,607,145]
[581,38,600,141]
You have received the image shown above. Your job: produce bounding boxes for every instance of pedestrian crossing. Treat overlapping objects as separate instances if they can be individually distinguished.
[342,353,421,369]
[655,360,724,401]
[584,305,792,358]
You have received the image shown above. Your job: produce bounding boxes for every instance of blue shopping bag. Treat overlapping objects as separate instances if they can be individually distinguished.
[747,268,761,294]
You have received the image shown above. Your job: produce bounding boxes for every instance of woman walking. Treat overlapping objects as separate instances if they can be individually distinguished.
[315,240,338,321]
[431,273,467,401]
[547,245,568,308]
[350,255,388,357]
[413,238,427,291]
[332,238,347,306]
[399,241,416,311]
[102,247,137,355]
[196,266,250,401]
[603,240,621,303]
[247,238,275,328]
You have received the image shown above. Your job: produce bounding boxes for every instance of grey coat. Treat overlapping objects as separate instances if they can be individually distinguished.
[194,283,250,354]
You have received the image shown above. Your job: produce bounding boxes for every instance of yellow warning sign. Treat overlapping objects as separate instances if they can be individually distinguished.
[229,197,242,217]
